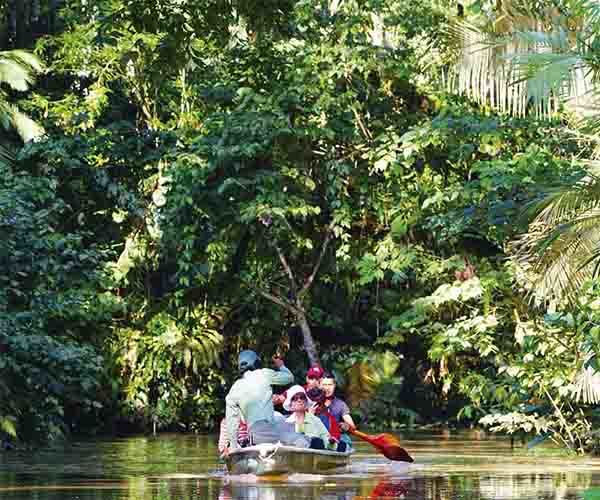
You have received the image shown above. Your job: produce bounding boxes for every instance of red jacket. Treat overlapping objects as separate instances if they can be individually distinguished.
[316,408,341,440]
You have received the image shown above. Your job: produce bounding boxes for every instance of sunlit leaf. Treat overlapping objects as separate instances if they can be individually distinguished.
[0,417,17,438]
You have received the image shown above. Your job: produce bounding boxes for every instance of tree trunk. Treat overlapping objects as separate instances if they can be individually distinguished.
[260,224,334,367]
[256,288,321,365]
[295,306,320,366]
[49,0,61,34]
[15,0,26,48]
[31,0,39,23]
[8,0,17,47]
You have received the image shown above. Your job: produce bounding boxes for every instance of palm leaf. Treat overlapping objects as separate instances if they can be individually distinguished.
[501,0,600,301]
[0,51,44,142]
[0,58,35,92]
[0,50,44,91]
[446,21,534,116]
[446,11,595,118]
[346,362,379,409]
[566,94,600,158]
[513,188,600,301]
[574,364,600,404]
[10,107,45,142]
[526,174,600,225]
[188,326,223,368]
[0,142,15,169]
[566,0,600,33]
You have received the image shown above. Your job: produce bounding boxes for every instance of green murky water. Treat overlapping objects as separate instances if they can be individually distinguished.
[1,431,599,499]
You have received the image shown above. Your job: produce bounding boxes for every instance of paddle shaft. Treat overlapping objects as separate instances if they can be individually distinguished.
[351,429,378,442]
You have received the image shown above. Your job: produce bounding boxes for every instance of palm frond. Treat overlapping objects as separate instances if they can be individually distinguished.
[0,51,44,142]
[446,16,594,118]
[0,142,15,169]
[9,50,44,73]
[498,1,600,301]
[526,176,600,226]
[446,22,536,116]
[188,326,223,369]
[568,0,600,33]
[567,91,600,158]
[10,107,45,142]
[574,364,600,404]
[513,202,600,301]
[0,50,44,91]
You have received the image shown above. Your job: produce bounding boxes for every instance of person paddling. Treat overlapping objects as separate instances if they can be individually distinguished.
[306,387,347,452]
[320,372,356,448]
[223,350,308,455]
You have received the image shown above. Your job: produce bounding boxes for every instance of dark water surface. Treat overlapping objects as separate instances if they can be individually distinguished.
[1,431,599,499]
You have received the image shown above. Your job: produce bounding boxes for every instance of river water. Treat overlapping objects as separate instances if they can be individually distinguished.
[1,431,599,499]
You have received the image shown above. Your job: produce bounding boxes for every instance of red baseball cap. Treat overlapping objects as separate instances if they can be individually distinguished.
[306,365,324,379]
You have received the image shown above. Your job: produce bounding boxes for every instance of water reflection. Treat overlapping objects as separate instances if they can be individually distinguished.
[1,433,600,499]
[219,483,357,500]
[478,473,589,500]
[0,473,592,500]
[361,478,410,498]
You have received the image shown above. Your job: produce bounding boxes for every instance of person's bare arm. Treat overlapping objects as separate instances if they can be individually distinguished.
[340,413,356,431]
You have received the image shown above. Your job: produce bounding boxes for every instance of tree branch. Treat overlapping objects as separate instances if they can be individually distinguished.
[352,104,372,141]
[274,243,299,292]
[298,222,335,299]
[259,289,299,314]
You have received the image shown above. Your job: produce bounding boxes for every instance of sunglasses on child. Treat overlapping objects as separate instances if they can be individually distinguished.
[291,393,307,402]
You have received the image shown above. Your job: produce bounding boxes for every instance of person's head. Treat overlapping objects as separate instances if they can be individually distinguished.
[306,387,325,404]
[283,385,312,413]
[306,387,325,413]
[305,365,324,389]
[290,391,308,413]
[320,372,336,397]
[238,350,261,375]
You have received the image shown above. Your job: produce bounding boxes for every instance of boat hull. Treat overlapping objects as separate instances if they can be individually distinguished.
[224,444,352,475]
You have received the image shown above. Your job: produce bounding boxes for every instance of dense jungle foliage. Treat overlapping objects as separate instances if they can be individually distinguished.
[4,0,600,455]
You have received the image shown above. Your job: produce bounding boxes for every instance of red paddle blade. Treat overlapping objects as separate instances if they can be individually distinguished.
[370,434,413,462]
[381,444,414,462]
[351,430,414,463]
[369,433,402,447]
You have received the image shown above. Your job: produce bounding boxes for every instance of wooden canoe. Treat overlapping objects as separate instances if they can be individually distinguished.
[224,443,353,475]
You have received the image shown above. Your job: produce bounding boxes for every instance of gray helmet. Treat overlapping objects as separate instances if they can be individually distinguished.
[238,350,261,374]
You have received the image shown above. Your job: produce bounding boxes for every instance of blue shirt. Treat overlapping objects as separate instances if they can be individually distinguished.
[326,397,350,423]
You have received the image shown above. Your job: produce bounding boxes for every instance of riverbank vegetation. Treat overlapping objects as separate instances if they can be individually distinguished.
[4,0,600,455]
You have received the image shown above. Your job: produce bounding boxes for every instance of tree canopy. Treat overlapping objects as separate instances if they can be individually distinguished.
[4,0,600,455]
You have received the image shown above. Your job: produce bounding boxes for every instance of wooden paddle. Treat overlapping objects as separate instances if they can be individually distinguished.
[349,428,414,462]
